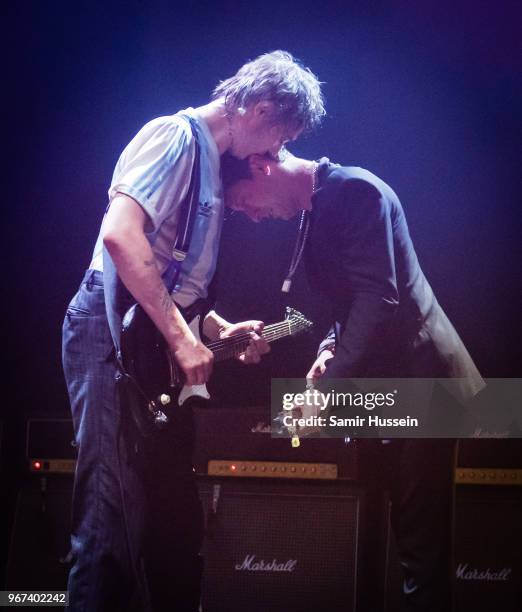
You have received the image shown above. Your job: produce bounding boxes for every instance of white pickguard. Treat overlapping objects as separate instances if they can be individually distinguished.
[177,314,211,406]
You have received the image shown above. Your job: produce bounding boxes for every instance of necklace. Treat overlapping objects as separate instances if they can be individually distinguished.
[311,160,319,195]
[281,161,317,293]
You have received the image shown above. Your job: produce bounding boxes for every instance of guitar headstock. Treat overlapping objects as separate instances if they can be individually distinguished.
[284,307,314,335]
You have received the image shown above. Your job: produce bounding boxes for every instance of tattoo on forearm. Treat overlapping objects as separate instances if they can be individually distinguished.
[143,258,155,267]
[161,287,172,315]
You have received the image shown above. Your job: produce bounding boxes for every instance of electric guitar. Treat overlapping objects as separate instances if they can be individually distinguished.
[120,302,313,434]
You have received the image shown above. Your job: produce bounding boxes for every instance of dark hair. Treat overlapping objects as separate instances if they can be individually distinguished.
[221,148,292,189]
[221,153,252,189]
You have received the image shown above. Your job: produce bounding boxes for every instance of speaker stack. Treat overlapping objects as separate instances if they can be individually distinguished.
[453,440,522,612]
[198,478,361,612]
[194,409,522,612]
[4,419,75,592]
[194,406,361,612]
[5,414,522,612]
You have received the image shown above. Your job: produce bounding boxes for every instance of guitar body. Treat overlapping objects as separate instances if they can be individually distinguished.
[120,302,313,434]
[121,301,211,431]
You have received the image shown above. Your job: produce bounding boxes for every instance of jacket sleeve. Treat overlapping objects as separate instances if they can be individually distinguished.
[321,179,399,379]
[317,325,336,357]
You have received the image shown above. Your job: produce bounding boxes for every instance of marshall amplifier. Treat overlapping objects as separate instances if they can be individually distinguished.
[382,445,522,612]
[25,418,77,474]
[453,483,522,611]
[5,419,75,590]
[453,438,522,611]
[6,476,72,591]
[457,439,522,469]
[26,419,76,460]
[193,406,357,479]
[24,411,357,477]
[198,477,363,612]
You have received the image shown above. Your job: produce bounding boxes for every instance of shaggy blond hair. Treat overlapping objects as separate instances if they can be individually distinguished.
[213,50,325,133]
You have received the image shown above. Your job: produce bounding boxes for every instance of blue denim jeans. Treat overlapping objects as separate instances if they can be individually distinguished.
[62,270,203,611]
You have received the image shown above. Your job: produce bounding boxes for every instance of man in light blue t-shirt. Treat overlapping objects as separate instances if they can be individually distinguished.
[62,51,325,611]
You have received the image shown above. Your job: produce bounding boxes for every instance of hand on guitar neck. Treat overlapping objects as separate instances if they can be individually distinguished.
[172,313,269,385]
[202,310,270,365]
[219,320,270,364]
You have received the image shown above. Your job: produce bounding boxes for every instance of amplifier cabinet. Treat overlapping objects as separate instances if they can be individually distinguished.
[457,439,522,468]
[384,484,522,612]
[6,477,72,591]
[193,407,357,479]
[453,484,522,611]
[25,419,76,461]
[198,477,363,612]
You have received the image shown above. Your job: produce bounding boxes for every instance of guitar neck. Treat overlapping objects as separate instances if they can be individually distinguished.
[206,320,301,363]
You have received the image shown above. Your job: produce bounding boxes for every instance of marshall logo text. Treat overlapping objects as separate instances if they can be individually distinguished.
[456,563,512,582]
[235,555,298,573]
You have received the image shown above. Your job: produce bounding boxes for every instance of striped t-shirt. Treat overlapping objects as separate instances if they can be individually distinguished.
[89,107,223,308]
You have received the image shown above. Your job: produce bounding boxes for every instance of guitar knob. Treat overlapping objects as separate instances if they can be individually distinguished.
[154,410,169,428]
[159,393,171,405]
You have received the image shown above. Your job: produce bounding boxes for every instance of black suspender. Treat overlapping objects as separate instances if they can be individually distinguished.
[103,116,202,363]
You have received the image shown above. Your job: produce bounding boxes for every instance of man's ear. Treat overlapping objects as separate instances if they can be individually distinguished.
[249,154,272,177]
[252,100,277,122]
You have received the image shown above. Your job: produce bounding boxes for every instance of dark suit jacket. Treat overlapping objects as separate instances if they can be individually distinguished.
[305,161,483,401]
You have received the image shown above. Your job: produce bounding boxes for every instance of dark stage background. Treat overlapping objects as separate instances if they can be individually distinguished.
[2,0,521,600]
[4,2,521,442]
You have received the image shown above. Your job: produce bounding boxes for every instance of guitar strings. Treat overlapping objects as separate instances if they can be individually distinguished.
[206,321,293,351]
[206,320,305,355]
[206,321,294,348]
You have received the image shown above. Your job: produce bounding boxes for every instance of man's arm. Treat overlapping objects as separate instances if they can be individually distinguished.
[306,326,336,382]
[103,193,213,385]
[318,179,399,379]
[306,348,335,382]
[317,325,336,357]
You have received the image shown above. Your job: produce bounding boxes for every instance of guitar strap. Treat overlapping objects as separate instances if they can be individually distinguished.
[161,115,201,295]
[103,116,202,367]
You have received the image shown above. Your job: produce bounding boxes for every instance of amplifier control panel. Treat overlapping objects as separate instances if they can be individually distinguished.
[29,459,75,474]
[207,460,338,480]
[455,467,522,486]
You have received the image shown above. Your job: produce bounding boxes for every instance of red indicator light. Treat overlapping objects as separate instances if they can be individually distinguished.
[33,461,42,470]
[230,464,237,471]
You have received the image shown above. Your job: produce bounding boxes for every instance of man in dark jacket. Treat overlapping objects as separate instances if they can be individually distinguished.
[222,150,484,611]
